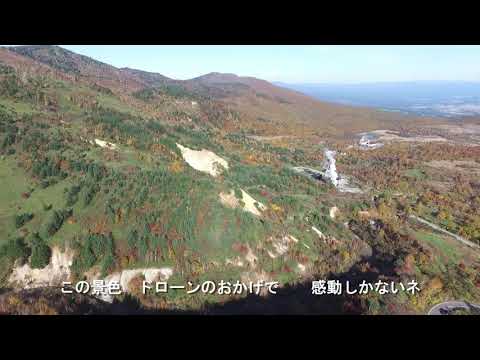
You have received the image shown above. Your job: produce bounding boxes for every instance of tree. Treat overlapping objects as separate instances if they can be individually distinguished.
[29,233,51,269]
[82,183,98,207]
[72,233,116,275]
[101,252,115,277]
[44,209,72,237]
[65,185,82,206]
[127,229,138,250]
[14,213,34,228]
[0,238,31,263]
[138,236,149,260]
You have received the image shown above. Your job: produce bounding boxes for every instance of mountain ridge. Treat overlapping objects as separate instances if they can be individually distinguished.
[0,45,440,135]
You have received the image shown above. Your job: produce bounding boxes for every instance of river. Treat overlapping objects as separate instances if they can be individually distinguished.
[323,149,362,193]
[292,149,363,193]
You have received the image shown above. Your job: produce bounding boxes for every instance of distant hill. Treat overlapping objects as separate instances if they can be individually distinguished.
[276,81,480,118]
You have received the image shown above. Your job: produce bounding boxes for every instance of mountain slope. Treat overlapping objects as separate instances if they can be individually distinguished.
[120,67,173,87]
[188,72,439,136]
[0,47,75,82]
[9,45,150,93]
[5,46,440,136]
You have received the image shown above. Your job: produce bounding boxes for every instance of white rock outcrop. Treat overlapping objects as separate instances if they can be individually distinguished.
[8,245,175,304]
[330,206,339,219]
[9,247,74,289]
[219,188,267,217]
[267,234,299,258]
[96,267,174,303]
[176,143,228,177]
[311,226,326,240]
[94,138,118,150]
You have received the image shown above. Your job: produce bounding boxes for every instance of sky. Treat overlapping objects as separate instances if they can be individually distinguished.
[17,45,480,83]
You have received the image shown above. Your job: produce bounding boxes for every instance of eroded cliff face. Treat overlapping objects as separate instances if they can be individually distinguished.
[176,143,228,177]
[8,246,174,303]
[8,246,74,289]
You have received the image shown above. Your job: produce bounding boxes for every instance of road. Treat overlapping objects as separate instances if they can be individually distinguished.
[409,215,480,250]
[428,301,480,315]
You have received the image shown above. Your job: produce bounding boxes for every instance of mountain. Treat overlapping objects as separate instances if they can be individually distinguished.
[0,46,75,82]
[9,45,150,93]
[10,45,112,75]
[192,71,323,101]
[188,72,440,136]
[120,67,172,87]
[2,46,438,135]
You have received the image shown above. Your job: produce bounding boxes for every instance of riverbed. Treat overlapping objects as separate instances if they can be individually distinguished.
[323,149,363,193]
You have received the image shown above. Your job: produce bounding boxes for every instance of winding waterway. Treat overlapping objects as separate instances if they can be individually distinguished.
[323,149,362,193]
[292,149,363,194]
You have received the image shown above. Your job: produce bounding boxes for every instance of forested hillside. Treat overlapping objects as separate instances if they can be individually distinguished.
[1,46,479,315]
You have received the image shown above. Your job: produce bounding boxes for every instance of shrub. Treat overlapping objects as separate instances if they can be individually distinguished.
[127,229,138,250]
[32,157,65,179]
[71,233,116,276]
[1,133,16,149]
[0,64,14,74]
[14,213,34,228]
[234,187,243,200]
[133,88,156,102]
[44,208,72,237]
[101,252,115,276]
[65,184,82,206]
[0,74,21,97]
[158,84,195,99]
[82,183,99,207]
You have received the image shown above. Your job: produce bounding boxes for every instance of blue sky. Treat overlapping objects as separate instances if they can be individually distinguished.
[20,45,480,83]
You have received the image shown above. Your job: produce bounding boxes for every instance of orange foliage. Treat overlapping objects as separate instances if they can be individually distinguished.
[148,222,163,236]
[91,217,109,235]
[168,160,184,173]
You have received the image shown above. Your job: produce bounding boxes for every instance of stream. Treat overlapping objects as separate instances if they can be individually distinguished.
[293,149,362,193]
[323,149,363,193]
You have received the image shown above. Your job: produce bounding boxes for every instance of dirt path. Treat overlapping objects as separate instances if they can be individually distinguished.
[409,215,480,250]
